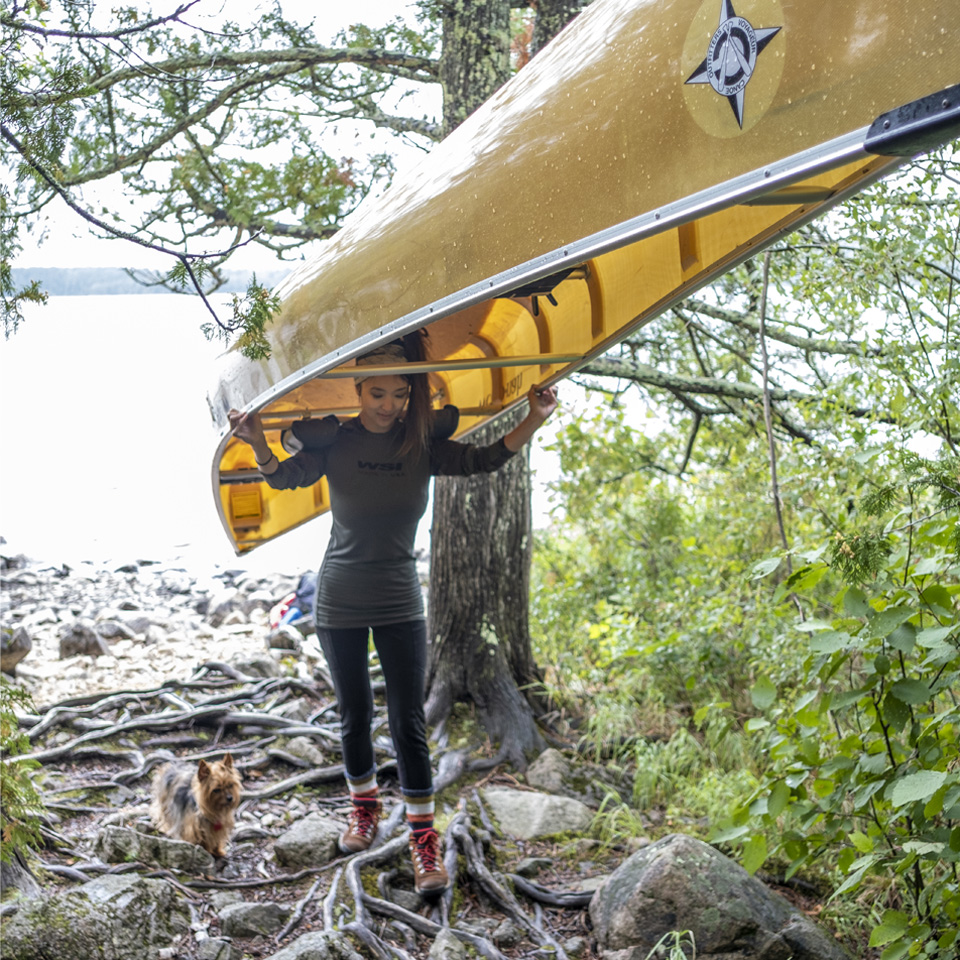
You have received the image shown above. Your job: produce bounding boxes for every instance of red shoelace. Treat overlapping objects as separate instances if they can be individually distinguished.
[412,828,441,871]
[349,804,379,838]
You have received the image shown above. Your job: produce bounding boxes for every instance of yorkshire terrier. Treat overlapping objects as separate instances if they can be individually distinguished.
[150,753,242,858]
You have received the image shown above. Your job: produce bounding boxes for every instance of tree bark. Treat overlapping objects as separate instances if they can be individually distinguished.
[426,1,583,767]
[532,0,585,55]
[425,414,544,767]
[439,1,511,136]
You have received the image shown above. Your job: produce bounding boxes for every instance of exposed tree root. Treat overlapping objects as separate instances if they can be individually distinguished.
[19,661,595,960]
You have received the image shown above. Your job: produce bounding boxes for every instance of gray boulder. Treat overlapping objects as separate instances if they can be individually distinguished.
[0,873,189,960]
[206,588,243,627]
[220,900,291,936]
[58,619,111,658]
[273,812,342,867]
[481,787,592,840]
[525,747,572,793]
[0,854,41,902]
[1,625,32,674]
[94,825,215,872]
[265,929,366,960]
[589,834,850,960]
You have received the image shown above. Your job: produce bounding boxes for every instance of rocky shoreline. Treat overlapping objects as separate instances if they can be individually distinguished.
[1,553,316,708]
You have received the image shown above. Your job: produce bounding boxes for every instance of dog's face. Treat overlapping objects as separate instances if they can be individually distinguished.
[196,753,241,814]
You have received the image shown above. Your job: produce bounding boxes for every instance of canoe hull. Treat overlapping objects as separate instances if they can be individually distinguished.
[209,0,960,553]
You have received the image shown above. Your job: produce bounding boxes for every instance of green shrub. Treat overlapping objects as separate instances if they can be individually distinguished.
[716,455,960,959]
[0,678,44,863]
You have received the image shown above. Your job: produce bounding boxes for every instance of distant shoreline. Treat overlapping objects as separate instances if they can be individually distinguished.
[10,266,290,297]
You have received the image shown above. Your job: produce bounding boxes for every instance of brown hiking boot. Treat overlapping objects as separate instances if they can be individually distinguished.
[409,828,449,895]
[339,801,382,853]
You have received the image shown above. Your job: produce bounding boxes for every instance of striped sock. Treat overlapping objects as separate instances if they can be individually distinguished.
[347,774,379,809]
[405,792,435,836]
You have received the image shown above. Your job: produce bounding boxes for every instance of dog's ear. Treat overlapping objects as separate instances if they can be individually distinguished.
[197,759,211,781]
[222,753,234,769]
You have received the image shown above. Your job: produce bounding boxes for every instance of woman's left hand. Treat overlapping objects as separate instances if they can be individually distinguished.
[528,384,559,422]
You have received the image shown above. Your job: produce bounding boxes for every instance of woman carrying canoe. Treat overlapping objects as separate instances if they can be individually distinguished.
[228,332,557,893]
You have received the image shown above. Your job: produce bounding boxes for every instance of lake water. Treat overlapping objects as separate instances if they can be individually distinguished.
[1,295,561,576]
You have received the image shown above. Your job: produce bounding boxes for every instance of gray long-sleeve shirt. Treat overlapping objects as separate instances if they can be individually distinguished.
[262,414,516,627]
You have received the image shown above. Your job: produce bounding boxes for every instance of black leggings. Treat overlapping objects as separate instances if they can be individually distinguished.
[317,620,432,796]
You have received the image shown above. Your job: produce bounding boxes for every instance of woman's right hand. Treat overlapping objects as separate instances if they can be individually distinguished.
[228,408,265,446]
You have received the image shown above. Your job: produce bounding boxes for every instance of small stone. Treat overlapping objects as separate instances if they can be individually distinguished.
[429,928,467,960]
[209,890,245,911]
[273,812,342,867]
[285,737,325,766]
[493,918,523,947]
[95,620,137,640]
[219,900,291,937]
[233,656,280,678]
[577,874,610,893]
[525,747,572,793]
[563,936,588,957]
[198,939,243,960]
[514,856,553,878]
[390,888,422,913]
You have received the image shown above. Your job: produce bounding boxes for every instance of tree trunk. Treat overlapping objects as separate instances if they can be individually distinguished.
[439,1,511,136]
[426,413,545,768]
[532,0,586,55]
[426,0,583,768]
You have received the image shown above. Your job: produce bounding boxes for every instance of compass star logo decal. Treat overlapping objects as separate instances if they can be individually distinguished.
[685,0,781,128]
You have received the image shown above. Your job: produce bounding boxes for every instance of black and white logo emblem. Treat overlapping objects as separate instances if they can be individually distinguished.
[685,0,781,128]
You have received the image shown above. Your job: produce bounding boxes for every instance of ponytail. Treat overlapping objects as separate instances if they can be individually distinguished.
[396,330,431,460]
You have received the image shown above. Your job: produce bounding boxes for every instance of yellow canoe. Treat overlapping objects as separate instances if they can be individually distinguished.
[209,0,960,554]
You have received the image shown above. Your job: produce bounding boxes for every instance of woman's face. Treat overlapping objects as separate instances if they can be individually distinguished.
[357,375,410,433]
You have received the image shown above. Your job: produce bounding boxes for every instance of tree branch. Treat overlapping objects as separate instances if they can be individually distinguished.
[0,2,202,39]
[10,47,440,110]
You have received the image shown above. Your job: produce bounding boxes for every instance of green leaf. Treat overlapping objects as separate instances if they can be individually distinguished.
[869,910,909,947]
[809,631,852,654]
[880,691,911,732]
[889,678,931,704]
[920,584,953,615]
[901,840,943,855]
[849,831,874,853]
[795,619,835,633]
[887,623,916,653]
[868,606,915,638]
[879,942,910,960]
[843,587,870,617]
[768,781,790,817]
[888,770,950,807]
[786,563,828,592]
[742,834,767,874]
[711,823,750,843]
[750,676,777,710]
[916,624,958,646]
[750,557,782,579]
